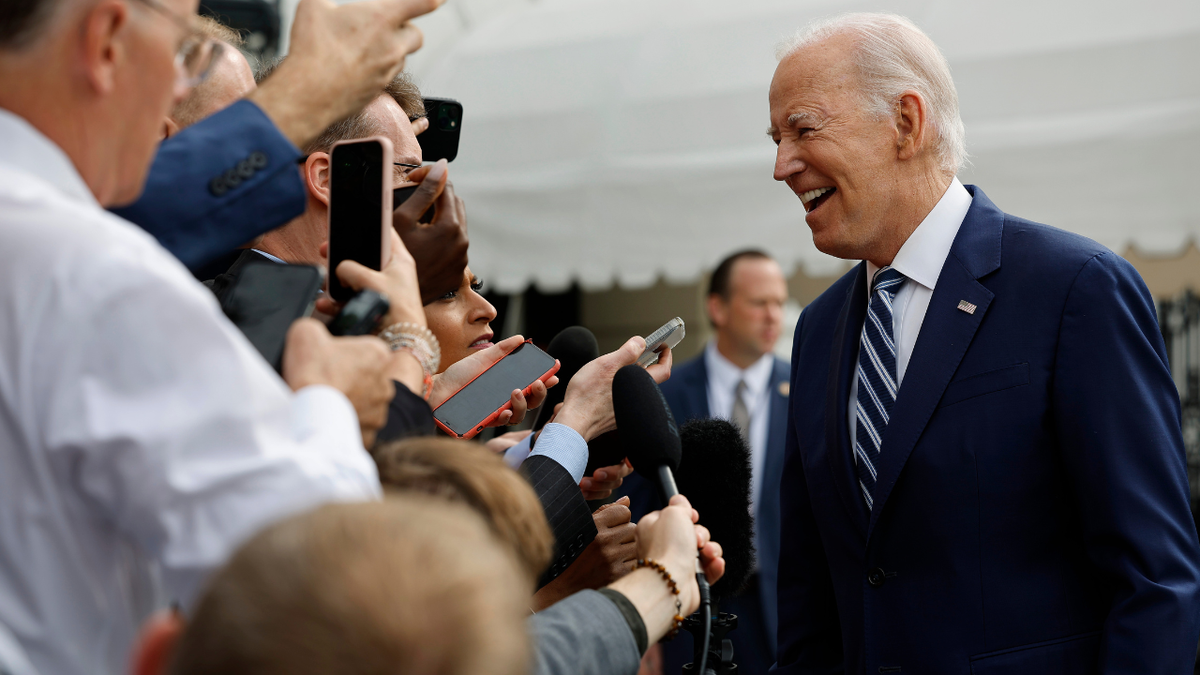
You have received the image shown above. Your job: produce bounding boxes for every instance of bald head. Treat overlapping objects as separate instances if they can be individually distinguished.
[165,45,255,136]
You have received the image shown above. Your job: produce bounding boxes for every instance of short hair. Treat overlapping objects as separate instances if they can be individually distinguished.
[256,59,425,155]
[707,249,773,299]
[777,13,966,175]
[168,16,247,129]
[373,437,554,584]
[0,0,60,50]
[168,497,531,675]
[193,14,245,48]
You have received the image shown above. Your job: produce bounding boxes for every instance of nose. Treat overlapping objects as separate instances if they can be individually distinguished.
[470,294,498,324]
[773,140,805,183]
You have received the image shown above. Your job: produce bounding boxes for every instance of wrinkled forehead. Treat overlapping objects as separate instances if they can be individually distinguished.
[769,37,861,121]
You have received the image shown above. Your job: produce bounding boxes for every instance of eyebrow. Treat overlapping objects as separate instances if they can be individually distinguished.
[767,111,822,137]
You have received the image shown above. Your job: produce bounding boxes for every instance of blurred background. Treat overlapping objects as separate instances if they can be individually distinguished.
[199,0,1200,503]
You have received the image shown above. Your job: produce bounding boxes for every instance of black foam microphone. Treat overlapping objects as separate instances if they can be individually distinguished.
[612,365,714,674]
[676,417,755,602]
[532,326,599,434]
[612,364,682,503]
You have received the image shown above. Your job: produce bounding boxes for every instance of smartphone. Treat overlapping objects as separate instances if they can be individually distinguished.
[221,262,324,373]
[328,137,393,303]
[418,97,462,162]
[433,340,560,439]
[328,289,390,337]
[392,185,436,224]
[637,317,686,367]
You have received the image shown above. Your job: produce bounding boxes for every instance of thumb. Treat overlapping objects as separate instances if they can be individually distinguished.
[614,335,647,366]
[334,260,379,294]
[395,159,446,223]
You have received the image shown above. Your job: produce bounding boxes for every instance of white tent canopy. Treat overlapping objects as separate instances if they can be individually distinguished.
[410,0,1200,293]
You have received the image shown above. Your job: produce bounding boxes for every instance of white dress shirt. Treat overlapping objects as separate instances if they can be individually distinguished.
[848,178,973,448]
[705,341,774,517]
[0,110,381,675]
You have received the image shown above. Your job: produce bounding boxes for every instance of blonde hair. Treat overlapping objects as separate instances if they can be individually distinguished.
[169,497,531,675]
[373,436,555,584]
[778,12,966,175]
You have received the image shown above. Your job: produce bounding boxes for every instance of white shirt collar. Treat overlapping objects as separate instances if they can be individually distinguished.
[705,339,774,397]
[866,177,972,292]
[0,108,98,207]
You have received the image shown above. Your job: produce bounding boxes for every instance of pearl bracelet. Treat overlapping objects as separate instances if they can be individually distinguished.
[379,322,440,399]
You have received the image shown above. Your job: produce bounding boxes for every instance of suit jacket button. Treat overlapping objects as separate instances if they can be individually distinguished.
[249,151,269,168]
[223,168,242,188]
[235,158,255,179]
[209,177,227,196]
[868,568,886,587]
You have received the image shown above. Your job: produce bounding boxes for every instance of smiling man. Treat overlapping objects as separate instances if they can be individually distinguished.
[769,12,1200,675]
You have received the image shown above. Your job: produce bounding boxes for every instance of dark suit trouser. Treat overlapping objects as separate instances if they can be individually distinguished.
[661,575,775,675]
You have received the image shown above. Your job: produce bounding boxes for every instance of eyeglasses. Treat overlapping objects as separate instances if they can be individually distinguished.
[128,0,223,93]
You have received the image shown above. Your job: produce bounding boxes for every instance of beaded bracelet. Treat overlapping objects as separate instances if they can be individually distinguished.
[634,558,684,641]
[379,322,441,400]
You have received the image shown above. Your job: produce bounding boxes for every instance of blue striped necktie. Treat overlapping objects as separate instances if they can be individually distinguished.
[855,266,906,509]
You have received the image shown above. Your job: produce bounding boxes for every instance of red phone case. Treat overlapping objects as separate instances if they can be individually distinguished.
[432,340,561,439]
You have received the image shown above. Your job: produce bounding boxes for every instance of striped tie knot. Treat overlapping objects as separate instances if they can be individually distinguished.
[854,265,906,509]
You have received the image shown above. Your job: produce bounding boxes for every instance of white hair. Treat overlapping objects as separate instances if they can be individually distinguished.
[777,13,967,175]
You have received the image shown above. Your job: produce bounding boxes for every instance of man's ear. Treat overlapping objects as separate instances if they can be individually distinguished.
[894,91,928,162]
[161,117,180,140]
[306,152,332,206]
[706,294,728,330]
[131,611,184,675]
[79,0,129,96]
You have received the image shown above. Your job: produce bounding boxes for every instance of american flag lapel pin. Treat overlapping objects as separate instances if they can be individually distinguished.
[957,300,977,315]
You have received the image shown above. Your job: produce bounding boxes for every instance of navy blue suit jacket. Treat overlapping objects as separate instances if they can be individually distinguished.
[772,186,1200,675]
[111,100,306,273]
[624,350,789,646]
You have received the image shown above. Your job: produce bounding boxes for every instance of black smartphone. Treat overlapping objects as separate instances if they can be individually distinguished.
[433,341,560,439]
[328,137,393,303]
[220,262,324,373]
[393,185,436,224]
[418,97,462,162]
[328,290,390,337]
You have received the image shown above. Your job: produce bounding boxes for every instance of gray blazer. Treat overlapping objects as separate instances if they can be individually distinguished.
[529,590,641,675]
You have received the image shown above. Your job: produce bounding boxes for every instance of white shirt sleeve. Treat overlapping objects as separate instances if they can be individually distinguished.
[504,433,534,469]
[37,238,380,606]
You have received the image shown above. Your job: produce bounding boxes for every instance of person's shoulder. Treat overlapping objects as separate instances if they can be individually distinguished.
[0,168,217,309]
[659,352,704,395]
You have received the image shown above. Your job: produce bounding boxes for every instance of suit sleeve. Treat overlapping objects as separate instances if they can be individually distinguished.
[528,590,641,675]
[771,309,846,675]
[521,455,599,588]
[110,100,306,272]
[1053,251,1200,674]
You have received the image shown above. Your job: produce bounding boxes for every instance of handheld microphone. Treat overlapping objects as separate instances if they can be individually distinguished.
[611,365,681,503]
[676,418,755,602]
[532,326,599,435]
[612,365,714,673]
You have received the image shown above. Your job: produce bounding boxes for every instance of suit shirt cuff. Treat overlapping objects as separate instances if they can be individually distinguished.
[504,433,533,469]
[528,423,587,484]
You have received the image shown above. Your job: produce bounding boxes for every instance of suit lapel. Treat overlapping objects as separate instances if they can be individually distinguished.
[688,356,712,420]
[867,186,1005,539]
[825,263,870,537]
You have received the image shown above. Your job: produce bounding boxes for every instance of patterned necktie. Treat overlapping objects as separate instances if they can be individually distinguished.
[731,379,751,445]
[855,266,905,509]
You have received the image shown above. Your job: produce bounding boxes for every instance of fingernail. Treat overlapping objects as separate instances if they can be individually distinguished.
[427,159,447,180]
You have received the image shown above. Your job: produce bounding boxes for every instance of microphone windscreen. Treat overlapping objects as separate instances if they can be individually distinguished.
[532,326,599,432]
[676,417,755,602]
[612,365,681,478]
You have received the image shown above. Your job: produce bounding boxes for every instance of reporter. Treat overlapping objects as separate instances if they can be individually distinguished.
[112,0,445,272]
[423,266,497,372]
[0,2,400,673]
[373,436,555,584]
[135,497,532,675]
